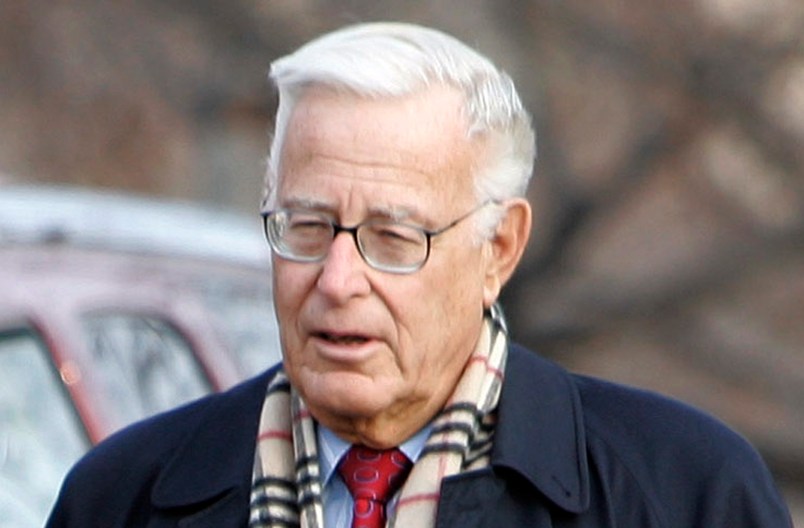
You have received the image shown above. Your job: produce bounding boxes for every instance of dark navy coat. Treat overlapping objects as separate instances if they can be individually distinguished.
[47,344,792,527]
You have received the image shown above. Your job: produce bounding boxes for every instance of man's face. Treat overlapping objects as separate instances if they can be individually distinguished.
[272,85,497,446]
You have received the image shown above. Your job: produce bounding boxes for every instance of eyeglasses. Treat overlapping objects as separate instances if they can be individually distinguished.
[261,201,495,274]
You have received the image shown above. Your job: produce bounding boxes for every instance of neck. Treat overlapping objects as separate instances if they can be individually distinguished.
[313,397,442,449]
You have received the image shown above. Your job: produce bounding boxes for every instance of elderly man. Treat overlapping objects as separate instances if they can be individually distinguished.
[48,22,791,528]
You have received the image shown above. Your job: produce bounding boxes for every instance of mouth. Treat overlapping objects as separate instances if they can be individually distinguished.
[314,331,371,346]
[311,330,377,363]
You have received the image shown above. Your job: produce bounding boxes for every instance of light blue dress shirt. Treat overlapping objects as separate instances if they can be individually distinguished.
[318,424,431,527]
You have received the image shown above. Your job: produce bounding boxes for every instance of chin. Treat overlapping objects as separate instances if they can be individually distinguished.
[302,372,396,419]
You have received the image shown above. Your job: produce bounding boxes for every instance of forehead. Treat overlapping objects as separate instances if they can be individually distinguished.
[277,86,480,214]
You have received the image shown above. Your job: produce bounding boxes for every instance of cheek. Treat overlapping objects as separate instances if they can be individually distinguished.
[272,263,313,342]
[392,257,484,374]
[273,258,313,301]
[432,249,485,317]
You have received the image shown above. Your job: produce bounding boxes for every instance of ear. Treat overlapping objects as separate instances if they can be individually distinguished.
[483,198,532,308]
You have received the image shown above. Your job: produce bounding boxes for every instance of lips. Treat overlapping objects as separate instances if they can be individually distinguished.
[311,329,378,363]
[316,332,370,345]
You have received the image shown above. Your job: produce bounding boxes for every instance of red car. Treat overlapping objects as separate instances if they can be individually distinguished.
[0,184,280,526]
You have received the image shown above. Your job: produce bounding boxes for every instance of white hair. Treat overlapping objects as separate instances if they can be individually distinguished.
[264,22,536,237]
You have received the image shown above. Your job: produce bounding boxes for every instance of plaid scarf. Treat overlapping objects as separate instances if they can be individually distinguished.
[249,306,508,527]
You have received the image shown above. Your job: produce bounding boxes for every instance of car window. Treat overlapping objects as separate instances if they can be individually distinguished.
[196,277,281,378]
[81,313,210,430]
[0,327,88,528]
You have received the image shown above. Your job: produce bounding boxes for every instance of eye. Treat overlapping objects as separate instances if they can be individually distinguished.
[371,224,422,244]
[287,214,330,233]
[361,223,425,253]
[279,213,333,250]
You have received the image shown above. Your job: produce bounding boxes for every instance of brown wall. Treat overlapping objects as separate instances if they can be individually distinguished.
[2,0,802,519]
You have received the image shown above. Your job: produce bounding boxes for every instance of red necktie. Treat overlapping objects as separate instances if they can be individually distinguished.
[337,445,413,528]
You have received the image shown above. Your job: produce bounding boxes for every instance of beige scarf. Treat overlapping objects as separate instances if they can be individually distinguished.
[249,306,508,527]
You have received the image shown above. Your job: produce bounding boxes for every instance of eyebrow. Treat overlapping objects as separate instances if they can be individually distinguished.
[278,197,421,223]
[278,197,332,211]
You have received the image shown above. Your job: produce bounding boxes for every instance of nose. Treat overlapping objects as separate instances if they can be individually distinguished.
[315,231,371,302]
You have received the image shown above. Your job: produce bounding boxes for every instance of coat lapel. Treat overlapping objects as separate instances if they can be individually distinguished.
[491,344,589,512]
[148,369,275,527]
[436,345,590,527]
[174,489,246,528]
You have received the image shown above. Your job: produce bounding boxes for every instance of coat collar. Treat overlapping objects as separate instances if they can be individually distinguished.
[150,368,276,510]
[491,343,590,513]
[148,346,590,516]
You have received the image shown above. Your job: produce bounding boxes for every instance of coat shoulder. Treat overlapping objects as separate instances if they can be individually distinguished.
[46,367,278,527]
[571,372,790,526]
[573,372,761,471]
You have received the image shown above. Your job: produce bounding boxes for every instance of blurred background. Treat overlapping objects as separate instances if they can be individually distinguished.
[2,0,803,522]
